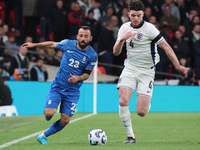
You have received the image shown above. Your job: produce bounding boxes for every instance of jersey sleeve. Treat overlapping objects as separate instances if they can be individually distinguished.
[56,39,69,51]
[148,24,164,45]
[86,53,98,70]
[116,24,126,42]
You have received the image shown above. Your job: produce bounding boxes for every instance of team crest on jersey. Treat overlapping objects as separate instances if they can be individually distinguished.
[137,33,143,40]
[82,56,86,63]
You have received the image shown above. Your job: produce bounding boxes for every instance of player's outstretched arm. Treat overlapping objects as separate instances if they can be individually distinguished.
[113,32,136,56]
[22,41,57,49]
[158,40,189,75]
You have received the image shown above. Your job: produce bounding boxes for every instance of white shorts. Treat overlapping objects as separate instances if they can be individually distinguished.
[117,67,155,98]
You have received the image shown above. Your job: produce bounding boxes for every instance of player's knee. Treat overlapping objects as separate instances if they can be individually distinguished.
[44,110,55,118]
[119,98,128,106]
[60,119,70,126]
[136,110,147,117]
[44,112,53,119]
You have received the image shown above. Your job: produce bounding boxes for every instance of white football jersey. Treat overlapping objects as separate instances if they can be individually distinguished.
[117,21,164,74]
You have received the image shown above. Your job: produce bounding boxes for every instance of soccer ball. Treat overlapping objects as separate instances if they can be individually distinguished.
[88,129,107,145]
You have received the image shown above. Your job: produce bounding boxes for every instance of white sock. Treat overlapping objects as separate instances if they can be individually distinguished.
[41,133,46,137]
[119,105,135,138]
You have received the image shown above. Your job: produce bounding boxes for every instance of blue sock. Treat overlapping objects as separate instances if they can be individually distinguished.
[44,120,64,137]
[45,116,52,121]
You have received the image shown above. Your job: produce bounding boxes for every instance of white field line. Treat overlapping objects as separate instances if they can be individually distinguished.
[0,113,96,149]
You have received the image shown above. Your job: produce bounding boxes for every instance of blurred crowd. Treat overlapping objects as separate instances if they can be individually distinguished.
[0,0,200,82]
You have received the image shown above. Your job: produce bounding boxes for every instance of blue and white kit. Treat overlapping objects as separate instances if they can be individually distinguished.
[45,39,97,116]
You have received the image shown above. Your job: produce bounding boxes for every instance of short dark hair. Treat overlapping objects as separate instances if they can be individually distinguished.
[79,26,92,35]
[128,0,145,12]
[36,57,44,62]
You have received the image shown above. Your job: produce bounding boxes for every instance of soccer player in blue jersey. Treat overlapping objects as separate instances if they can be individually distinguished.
[22,26,98,144]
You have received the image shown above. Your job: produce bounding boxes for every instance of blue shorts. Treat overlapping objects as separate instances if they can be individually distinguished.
[45,86,80,117]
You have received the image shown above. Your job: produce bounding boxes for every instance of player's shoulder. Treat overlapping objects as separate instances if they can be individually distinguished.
[120,21,131,29]
[88,45,97,56]
[144,21,156,28]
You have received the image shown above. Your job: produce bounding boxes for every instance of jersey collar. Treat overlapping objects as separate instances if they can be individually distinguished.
[130,20,144,29]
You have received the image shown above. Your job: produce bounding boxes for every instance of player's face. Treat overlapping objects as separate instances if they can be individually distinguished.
[128,10,144,27]
[77,29,92,50]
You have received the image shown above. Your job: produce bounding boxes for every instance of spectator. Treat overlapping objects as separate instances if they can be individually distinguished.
[77,0,90,13]
[112,0,126,16]
[149,15,160,28]
[185,15,200,36]
[190,24,200,43]
[175,0,187,24]
[2,24,9,36]
[143,0,163,22]
[99,6,114,29]
[4,32,20,56]
[0,24,8,42]
[85,0,103,21]
[98,21,115,74]
[172,30,190,61]
[160,5,180,32]
[9,68,24,81]
[14,29,24,46]
[183,8,198,28]
[81,9,99,47]
[0,25,6,56]
[178,25,190,43]
[36,0,56,39]
[53,0,69,42]
[22,0,39,43]
[52,50,63,66]
[178,25,195,68]
[120,7,129,24]
[67,2,85,40]
[143,7,152,22]
[194,39,200,80]
[0,48,13,78]
[0,67,12,106]
[9,46,29,81]
[162,0,180,21]
[30,58,48,81]
[111,15,120,40]
[36,48,49,64]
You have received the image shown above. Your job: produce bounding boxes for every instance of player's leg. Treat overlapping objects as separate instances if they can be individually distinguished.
[44,108,57,121]
[118,87,136,143]
[117,68,137,143]
[136,78,153,117]
[37,88,62,144]
[136,95,151,117]
[44,88,62,121]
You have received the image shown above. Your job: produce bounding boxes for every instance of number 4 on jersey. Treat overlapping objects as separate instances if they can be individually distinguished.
[130,40,134,48]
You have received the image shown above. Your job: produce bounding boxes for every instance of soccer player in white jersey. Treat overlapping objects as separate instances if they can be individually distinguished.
[113,0,189,143]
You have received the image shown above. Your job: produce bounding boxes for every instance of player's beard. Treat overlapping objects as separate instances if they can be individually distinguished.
[78,40,89,49]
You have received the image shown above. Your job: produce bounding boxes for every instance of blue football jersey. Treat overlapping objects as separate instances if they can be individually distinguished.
[51,39,97,90]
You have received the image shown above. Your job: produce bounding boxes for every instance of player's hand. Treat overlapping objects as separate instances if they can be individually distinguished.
[22,42,35,48]
[68,74,79,84]
[120,32,137,41]
[176,66,190,75]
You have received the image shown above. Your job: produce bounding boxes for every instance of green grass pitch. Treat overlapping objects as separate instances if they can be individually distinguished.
[0,113,200,150]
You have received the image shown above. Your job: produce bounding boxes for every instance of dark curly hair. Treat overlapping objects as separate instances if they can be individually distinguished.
[128,0,145,12]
